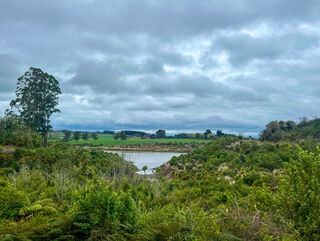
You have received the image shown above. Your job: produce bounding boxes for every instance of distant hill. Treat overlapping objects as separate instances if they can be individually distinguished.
[260,117,320,141]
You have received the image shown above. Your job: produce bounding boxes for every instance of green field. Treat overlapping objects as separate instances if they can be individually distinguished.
[51,133,209,146]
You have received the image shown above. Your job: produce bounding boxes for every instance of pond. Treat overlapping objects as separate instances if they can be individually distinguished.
[107,151,184,174]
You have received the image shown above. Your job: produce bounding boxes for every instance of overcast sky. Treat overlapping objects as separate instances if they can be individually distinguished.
[1,0,320,135]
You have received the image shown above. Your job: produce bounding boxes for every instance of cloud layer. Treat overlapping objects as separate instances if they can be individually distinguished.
[1,0,320,135]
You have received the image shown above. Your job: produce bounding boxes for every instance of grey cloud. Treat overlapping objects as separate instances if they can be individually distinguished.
[2,0,320,39]
[215,33,282,66]
[212,29,319,66]
[0,54,20,93]
[1,0,320,133]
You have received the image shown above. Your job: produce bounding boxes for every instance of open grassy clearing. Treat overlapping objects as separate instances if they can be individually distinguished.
[51,133,209,146]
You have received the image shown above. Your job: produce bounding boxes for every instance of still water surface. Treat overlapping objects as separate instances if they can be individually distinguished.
[107,151,184,174]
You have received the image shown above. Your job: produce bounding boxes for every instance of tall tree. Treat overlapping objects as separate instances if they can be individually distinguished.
[216,130,224,137]
[91,132,98,140]
[156,129,166,139]
[114,131,127,141]
[73,131,81,142]
[82,131,89,141]
[204,129,212,139]
[10,67,61,147]
[195,133,201,139]
[113,132,120,141]
[119,131,127,141]
[63,130,72,142]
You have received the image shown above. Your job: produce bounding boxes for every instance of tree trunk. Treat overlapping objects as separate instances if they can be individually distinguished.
[43,132,48,147]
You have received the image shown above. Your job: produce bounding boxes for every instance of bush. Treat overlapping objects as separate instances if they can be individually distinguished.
[278,147,320,239]
[243,171,260,186]
[71,183,137,239]
[0,184,28,220]
[0,116,41,148]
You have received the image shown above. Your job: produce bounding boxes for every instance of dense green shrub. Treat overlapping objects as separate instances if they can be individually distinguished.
[0,116,41,148]
[242,171,260,186]
[0,184,28,221]
[278,148,320,240]
[71,183,137,239]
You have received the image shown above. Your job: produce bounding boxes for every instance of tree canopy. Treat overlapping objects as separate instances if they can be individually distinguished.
[156,129,166,138]
[114,131,127,141]
[73,131,81,142]
[10,67,61,146]
[260,118,320,142]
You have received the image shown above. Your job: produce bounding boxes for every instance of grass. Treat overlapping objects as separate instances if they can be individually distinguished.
[51,133,209,146]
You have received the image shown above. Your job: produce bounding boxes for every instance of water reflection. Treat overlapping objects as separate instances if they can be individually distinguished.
[107,151,184,174]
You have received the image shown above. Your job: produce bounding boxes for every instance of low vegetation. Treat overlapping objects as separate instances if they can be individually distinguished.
[1,116,320,240]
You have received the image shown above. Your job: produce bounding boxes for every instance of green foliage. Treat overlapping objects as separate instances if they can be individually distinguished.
[137,204,193,240]
[0,143,140,240]
[203,129,212,140]
[19,198,57,216]
[81,131,89,141]
[1,132,319,240]
[156,129,166,139]
[73,131,80,142]
[114,131,127,141]
[90,132,98,140]
[0,184,28,220]
[0,214,73,241]
[137,204,221,241]
[260,118,320,142]
[71,183,137,239]
[242,171,260,186]
[278,147,320,240]
[142,165,148,174]
[169,156,179,166]
[216,129,224,137]
[62,130,72,142]
[0,115,41,148]
[10,67,61,146]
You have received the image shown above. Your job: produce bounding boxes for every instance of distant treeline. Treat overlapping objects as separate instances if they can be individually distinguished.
[51,116,320,143]
[53,128,237,142]
[173,129,236,140]
[260,117,320,142]
[102,130,115,134]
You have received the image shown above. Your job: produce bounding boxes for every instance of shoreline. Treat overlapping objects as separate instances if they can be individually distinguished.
[80,145,198,153]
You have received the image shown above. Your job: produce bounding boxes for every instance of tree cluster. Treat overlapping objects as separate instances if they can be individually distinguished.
[260,117,320,142]
[113,131,127,141]
[69,131,99,142]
